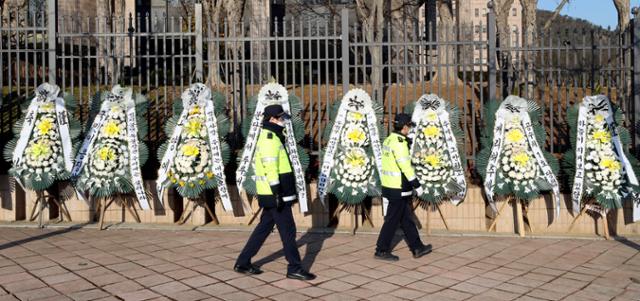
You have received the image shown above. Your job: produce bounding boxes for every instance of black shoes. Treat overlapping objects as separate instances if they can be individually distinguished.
[374,250,400,262]
[286,269,317,281]
[234,263,263,275]
[412,244,433,259]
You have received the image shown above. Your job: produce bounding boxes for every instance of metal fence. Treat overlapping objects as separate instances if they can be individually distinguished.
[1,0,638,178]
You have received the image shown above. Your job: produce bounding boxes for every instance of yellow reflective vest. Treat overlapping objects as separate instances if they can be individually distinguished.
[254,128,293,196]
[381,132,417,197]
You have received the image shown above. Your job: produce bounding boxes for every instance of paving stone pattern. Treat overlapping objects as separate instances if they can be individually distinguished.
[0,228,638,300]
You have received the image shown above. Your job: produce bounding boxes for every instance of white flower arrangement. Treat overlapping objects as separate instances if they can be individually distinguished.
[157,83,232,206]
[407,95,467,204]
[582,114,624,196]
[496,117,539,193]
[319,89,384,205]
[163,107,217,194]
[72,86,150,208]
[4,83,80,192]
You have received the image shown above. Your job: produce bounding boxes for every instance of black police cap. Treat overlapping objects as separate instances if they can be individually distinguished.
[394,113,415,127]
[264,104,291,119]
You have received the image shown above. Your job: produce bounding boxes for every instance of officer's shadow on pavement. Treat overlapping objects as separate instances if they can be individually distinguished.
[253,196,336,271]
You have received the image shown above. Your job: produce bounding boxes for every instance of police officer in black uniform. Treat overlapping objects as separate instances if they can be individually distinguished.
[234,105,316,281]
[375,113,432,261]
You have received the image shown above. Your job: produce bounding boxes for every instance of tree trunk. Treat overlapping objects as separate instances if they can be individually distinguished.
[612,0,630,31]
[389,0,421,83]
[355,0,385,101]
[521,0,537,99]
[204,0,225,88]
[249,0,270,84]
[613,0,631,111]
[97,0,114,85]
[494,0,515,82]
[224,0,247,130]
[434,0,461,84]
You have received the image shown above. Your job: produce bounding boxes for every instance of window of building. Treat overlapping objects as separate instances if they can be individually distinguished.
[475,8,479,17]
[512,8,517,16]
[475,25,480,33]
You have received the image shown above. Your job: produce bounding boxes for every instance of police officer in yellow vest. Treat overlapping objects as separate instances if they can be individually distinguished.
[234,104,316,281]
[375,113,433,261]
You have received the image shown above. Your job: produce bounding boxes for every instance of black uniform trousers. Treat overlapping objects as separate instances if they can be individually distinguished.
[236,202,302,273]
[376,195,423,252]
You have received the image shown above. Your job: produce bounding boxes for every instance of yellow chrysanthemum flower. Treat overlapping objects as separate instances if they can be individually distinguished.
[512,152,530,166]
[170,177,177,183]
[600,157,621,171]
[506,129,525,143]
[199,180,206,185]
[349,112,363,120]
[182,144,200,157]
[425,111,438,122]
[422,126,441,138]
[189,106,202,116]
[423,154,441,167]
[594,114,605,123]
[206,171,214,179]
[37,119,54,135]
[103,121,120,137]
[40,103,54,111]
[28,141,50,159]
[347,129,366,143]
[179,181,185,187]
[346,152,365,167]
[592,130,611,144]
[185,119,202,136]
[97,146,116,161]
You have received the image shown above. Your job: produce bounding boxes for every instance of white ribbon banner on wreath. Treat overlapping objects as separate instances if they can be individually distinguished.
[236,83,308,213]
[317,97,348,207]
[13,83,73,177]
[411,94,467,205]
[156,83,232,211]
[572,95,640,221]
[72,98,110,204]
[203,90,232,211]
[123,89,150,210]
[484,96,561,217]
[156,103,189,204]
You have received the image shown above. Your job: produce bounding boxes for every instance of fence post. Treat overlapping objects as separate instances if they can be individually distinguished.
[341,9,349,94]
[195,3,203,82]
[47,0,56,84]
[632,7,640,155]
[487,1,497,101]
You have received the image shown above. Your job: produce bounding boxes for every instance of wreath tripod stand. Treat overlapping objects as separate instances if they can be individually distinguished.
[94,194,141,230]
[487,197,534,237]
[329,202,374,235]
[567,201,611,239]
[177,195,220,226]
[29,188,72,228]
[412,198,450,235]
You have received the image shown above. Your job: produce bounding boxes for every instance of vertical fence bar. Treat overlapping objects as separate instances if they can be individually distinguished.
[341,9,349,94]
[487,1,497,101]
[47,0,56,84]
[632,8,640,154]
[194,3,203,83]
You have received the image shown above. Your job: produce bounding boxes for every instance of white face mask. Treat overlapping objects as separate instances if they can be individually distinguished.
[273,118,286,127]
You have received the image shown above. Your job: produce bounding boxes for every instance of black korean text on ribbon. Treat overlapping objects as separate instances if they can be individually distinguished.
[348,95,364,111]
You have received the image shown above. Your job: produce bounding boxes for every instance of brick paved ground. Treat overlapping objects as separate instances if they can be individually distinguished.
[0,227,638,301]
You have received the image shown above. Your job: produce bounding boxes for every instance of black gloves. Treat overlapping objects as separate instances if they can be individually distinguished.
[410,178,421,189]
[270,184,285,211]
